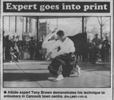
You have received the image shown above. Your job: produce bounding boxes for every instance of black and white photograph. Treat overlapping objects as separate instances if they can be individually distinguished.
[0,0,113,100]
[3,16,111,88]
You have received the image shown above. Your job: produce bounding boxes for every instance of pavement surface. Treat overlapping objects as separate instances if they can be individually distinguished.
[3,60,111,88]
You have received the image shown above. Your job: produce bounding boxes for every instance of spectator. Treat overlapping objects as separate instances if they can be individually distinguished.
[91,34,102,63]
[28,37,35,60]
[5,35,12,62]
[10,42,20,62]
[101,36,110,62]
[87,39,92,62]
[3,31,6,61]
[92,34,101,48]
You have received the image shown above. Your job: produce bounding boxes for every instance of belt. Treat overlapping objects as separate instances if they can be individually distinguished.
[64,52,74,55]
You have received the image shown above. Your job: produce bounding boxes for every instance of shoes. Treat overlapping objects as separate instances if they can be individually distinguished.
[48,75,58,80]
[48,77,56,80]
[70,65,81,77]
[10,61,12,63]
[48,75,64,82]
[52,75,64,82]
[17,60,20,62]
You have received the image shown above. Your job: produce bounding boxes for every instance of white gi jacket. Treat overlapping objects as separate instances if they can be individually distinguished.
[51,37,75,58]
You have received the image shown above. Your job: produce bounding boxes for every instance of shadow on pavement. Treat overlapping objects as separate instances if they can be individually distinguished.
[3,73,52,81]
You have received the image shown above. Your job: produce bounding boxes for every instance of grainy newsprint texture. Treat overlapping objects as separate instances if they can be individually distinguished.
[0,0,113,100]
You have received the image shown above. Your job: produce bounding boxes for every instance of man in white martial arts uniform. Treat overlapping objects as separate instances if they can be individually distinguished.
[42,31,62,60]
[48,30,81,81]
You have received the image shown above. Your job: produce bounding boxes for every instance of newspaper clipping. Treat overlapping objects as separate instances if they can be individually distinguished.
[1,0,113,100]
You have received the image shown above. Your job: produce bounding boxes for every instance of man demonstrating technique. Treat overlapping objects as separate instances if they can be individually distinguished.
[47,30,81,81]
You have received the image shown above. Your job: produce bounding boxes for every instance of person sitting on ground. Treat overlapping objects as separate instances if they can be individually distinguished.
[10,42,20,62]
[48,30,81,81]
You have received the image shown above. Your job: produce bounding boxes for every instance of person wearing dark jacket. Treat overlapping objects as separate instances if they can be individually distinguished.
[101,36,110,62]
[28,37,35,60]
[5,35,12,62]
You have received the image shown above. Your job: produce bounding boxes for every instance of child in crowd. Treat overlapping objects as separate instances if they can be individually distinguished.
[10,42,20,62]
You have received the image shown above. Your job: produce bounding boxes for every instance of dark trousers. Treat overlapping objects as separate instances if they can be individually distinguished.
[48,53,77,77]
[5,49,11,61]
[29,49,34,60]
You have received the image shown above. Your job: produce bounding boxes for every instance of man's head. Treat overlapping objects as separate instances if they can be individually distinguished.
[105,36,108,40]
[56,30,65,41]
[39,37,43,42]
[6,35,9,39]
[3,31,5,36]
[16,35,20,39]
[31,37,34,40]
[95,34,98,38]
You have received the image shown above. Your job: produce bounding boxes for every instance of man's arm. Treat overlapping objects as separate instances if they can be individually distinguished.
[55,42,72,56]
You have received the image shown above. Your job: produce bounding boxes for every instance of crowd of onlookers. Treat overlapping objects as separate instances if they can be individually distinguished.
[3,34,20,62]
[81,34,111,63]
[3,31,111,63]
[3,32,44,62]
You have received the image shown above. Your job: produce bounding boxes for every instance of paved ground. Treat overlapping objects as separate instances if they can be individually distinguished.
[3,60,111,88]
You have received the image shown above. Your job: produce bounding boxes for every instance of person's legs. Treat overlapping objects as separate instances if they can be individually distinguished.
[53,74,64,81]
[5,50,9,61]
[48,54,80,81]
[70,64,81,77]
[10,54,13,62]
[53,65,64,81]
[48,56,65,81]
[67,55,81,77]
[53,62,81,81]
[30,50,34,60]
[15,52,20,62]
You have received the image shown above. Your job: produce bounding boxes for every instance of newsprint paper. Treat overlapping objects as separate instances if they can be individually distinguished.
[0,0,113,100]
